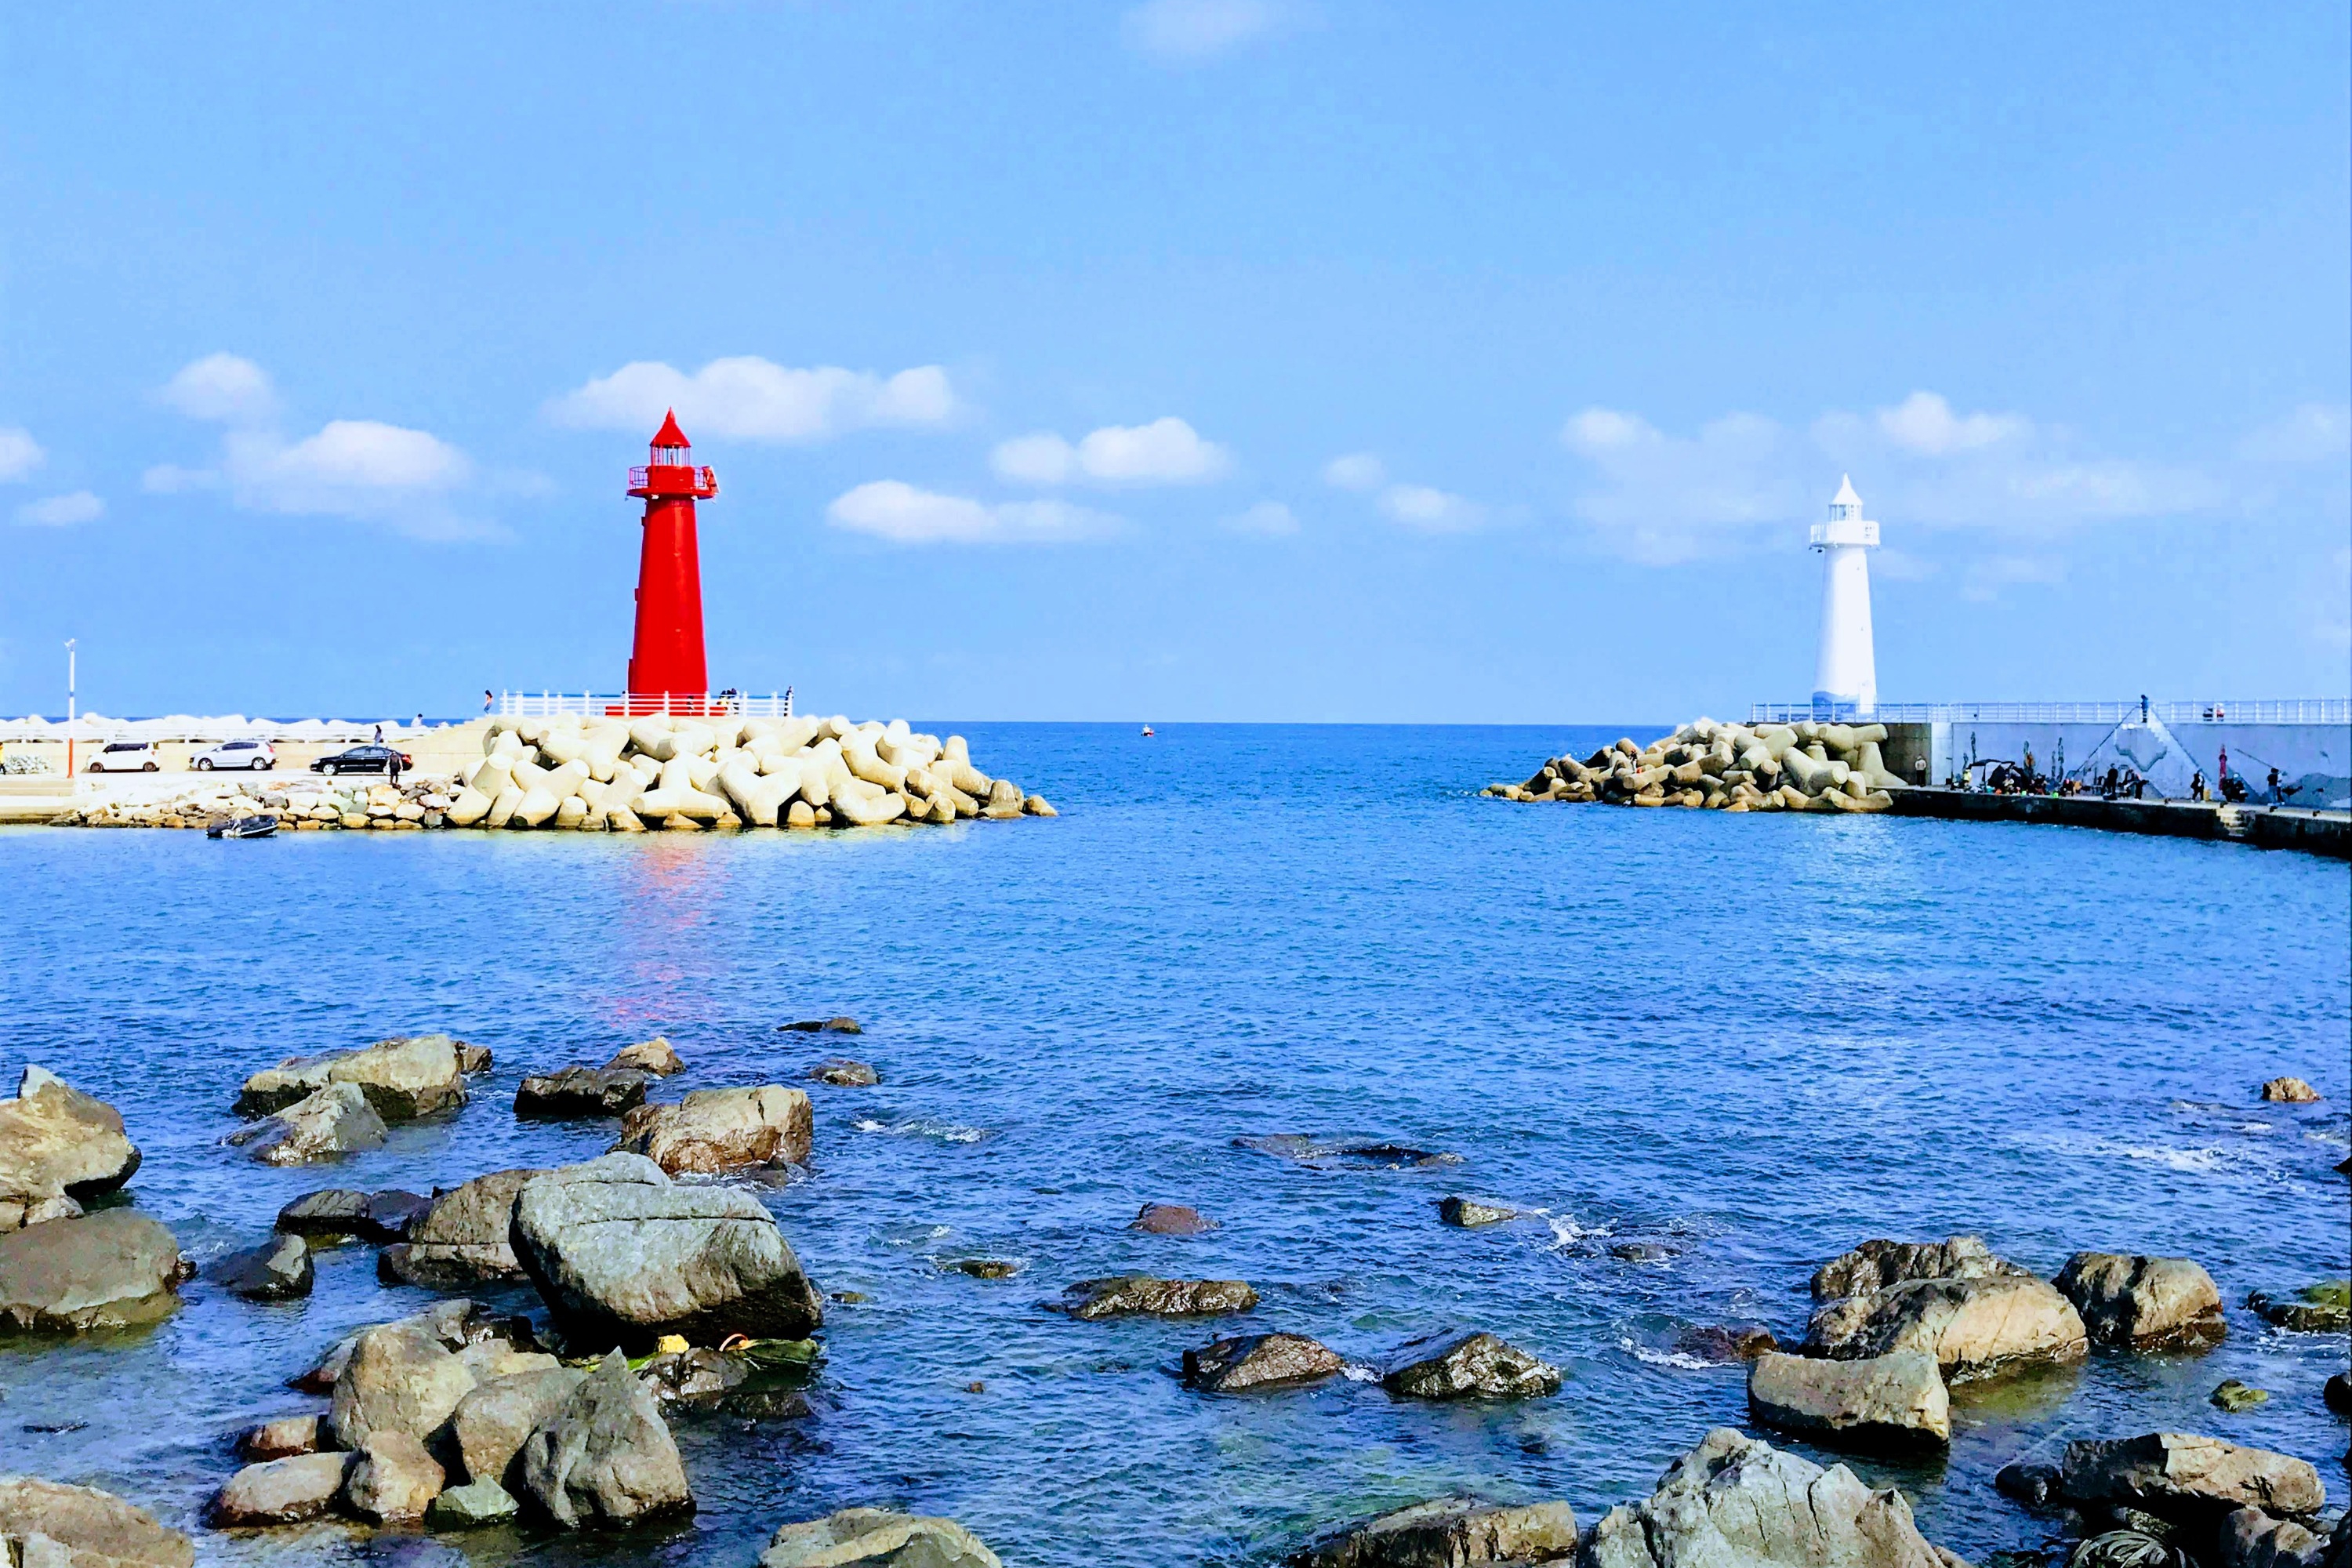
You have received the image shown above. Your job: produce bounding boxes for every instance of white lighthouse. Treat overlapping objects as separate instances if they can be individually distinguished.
[1809,475,1879,717]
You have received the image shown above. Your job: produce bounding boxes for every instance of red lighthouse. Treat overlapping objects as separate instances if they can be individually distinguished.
[625,411,718,710]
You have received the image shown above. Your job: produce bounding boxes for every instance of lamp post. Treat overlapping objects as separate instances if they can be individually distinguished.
[64,640,77,780]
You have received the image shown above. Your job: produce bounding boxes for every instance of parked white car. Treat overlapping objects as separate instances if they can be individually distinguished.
[192,738,276,771]
[86,740,160,773]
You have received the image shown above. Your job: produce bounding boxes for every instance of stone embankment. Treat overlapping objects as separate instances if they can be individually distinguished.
[45,712,1054,833]
[1486,717,1907,811]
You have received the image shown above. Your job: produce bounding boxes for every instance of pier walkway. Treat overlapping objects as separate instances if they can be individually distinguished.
[1888,788,2350,859]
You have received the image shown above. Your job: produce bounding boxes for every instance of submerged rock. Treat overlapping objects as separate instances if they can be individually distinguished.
[1236,1134,1461,1169]
[778,1017,862,1035]
[1581,1427,1957,1568]
[211,1233,313,1301]
[1437,1196,1516,1228]
[2259,1077,2321,1104]
[0,1210,187,1333]
[636,1346,756,1408]
[516,1349,692,1528]
[2211,1380,2270,1413]
[1812,1235,2034,1298]
[2054,1253,2225,1348]
[274,1187,423,1240]
[234,1033,469,1121]
[2245,1284,2350,1333]
[0,1066,143,1231]
[510,1154,824,1350]
[809,1058,880,1087]
[2058,1432,2325,1519]
[1672,1323,1778,1363]
[947,1258,1019,1279]
[759,1508,1001,1567]
[1183,1332,1345,1392]
[1288,1497,1578,1568]
[1747,1350,1950,1449]
[1058,1276,1258,1319]
[206,1451,350,1527]
[1132,1203,1215,1236]
[0,1475,194,1565]
[515,1067,649,1120]
[1381,1330,1561,1400]
[344,1429,445,1523]
[1806,1274,2088,1376]
[606,1037,684,1076]
[1997,1462,2064,1510]
[377,1167,543,1289]
[613,1085,812,1173]
[232,1083,387,1166]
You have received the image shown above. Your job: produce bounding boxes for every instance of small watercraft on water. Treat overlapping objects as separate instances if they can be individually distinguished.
[1141,724,1154,737]
[207,815,279,840]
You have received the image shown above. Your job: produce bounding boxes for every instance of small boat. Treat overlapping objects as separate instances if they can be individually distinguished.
[208,815,279,840]
[1141,725,1155,738]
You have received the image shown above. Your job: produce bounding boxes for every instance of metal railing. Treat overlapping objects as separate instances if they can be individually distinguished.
[1748,699,2352,725]
[495,691,793,719]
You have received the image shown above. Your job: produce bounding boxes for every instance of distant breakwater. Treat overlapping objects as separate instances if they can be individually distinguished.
[1488,717,1907,811]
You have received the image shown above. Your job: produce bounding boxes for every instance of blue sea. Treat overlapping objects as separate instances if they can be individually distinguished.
[2,723,2347,1567]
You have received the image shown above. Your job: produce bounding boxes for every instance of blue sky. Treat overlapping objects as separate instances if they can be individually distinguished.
[2,2,2346,722]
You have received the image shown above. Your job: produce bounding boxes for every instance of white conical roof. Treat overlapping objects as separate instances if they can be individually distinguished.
[1831,474,1862,508]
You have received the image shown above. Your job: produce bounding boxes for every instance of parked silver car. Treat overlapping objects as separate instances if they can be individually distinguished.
[193,739,276,771]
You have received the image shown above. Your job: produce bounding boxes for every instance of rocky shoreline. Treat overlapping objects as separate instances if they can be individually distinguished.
[43,713,1057,833]
[0,1045,2343,1566]
[1486,716,1909,811]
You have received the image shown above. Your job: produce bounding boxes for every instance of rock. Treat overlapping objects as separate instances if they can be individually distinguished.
[760,1508,1003,1567]
[1997,1462,2064,1509]
[1287,1498,1579,1568]
[274,1188,370,1237]
[1613,1241,1673,1262]
[1234,1134,1462,1169]
[2246,1284,2350,1333]
[0,1476,194,1565]
[516,1348,692,1528]
[210,1233,313,1300]
[234,1033,468,1122]
[343,1429,445,1523]
[232,1083,387,1166]
[238,1414,322,1461]
[2055,1253,2225,1348]
[1806,1276,2088,1376]
[515,1067,649,1119]
[612,1085,812,1172]
[1381,1330,1561,1400]
[809,1058,880,1087]
[2221,1508,2332,1568]
[1183,1332,1345,1392]
[606,1037,683,1076]
[376,1168,543,1290]
[451,1366,586,1490]
[2212,1381,2270,1413]
[2058,1432,2325,1519]
[1747,1350,1950,1449]
[1812,1235,2034,1298]
[456,1041,494,1075]
[1023,795,1057,816]
[428,1478,520,1530]
[2259,1078,2321,1104]
[2325,1373,2350,1414]
[1672,1323,1779,1363]
[510,1154,824,1350]
[1580,1427,1955,1568]
[637,1346,752,1407]
[365,1189,431,1238]
[1058,1276,1258,1319]
[0,1066,143,1229]
[779,1017,862,1034]
[205,1452,350,1527]
[948,1258,1019,1279]
[1436,1196,1516,1228]
[1133,1203,1215,1236]
[0,1210,187,1332]
[295,1300,536,1399]
[327,1319,480,1450]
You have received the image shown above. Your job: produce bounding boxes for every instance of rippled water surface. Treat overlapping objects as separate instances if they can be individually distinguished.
[2,724,2347,1567]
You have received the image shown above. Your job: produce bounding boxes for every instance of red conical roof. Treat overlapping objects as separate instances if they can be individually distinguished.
[652,409,690,448]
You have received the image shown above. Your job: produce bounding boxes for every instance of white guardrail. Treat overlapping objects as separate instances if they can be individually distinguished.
[1748,699,2352,726]
[495,691,794,719]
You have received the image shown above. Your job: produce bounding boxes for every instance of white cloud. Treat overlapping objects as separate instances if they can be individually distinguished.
[161,353,277,424]
[1322,452,1385,492]
[546,358,956,443]
[1223,499,1298,535]
[1874,391,2030,456]
[142,463,217,494]
[1560,407,1801,562]
[14,491,103,527]
[1378,483,1486,533]
[2238,402,2352,463]
[992,417,1229,486]
[826,481,1120,545]
[1124,0,1279,60]
[1962,554,2067,602]
[0,427,44,483]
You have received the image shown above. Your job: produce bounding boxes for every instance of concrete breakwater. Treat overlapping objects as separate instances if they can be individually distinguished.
[40,713,1055,833]
[1486,717,1907,812]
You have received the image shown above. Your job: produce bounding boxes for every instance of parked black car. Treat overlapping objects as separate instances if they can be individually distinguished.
[310,744,413,776]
